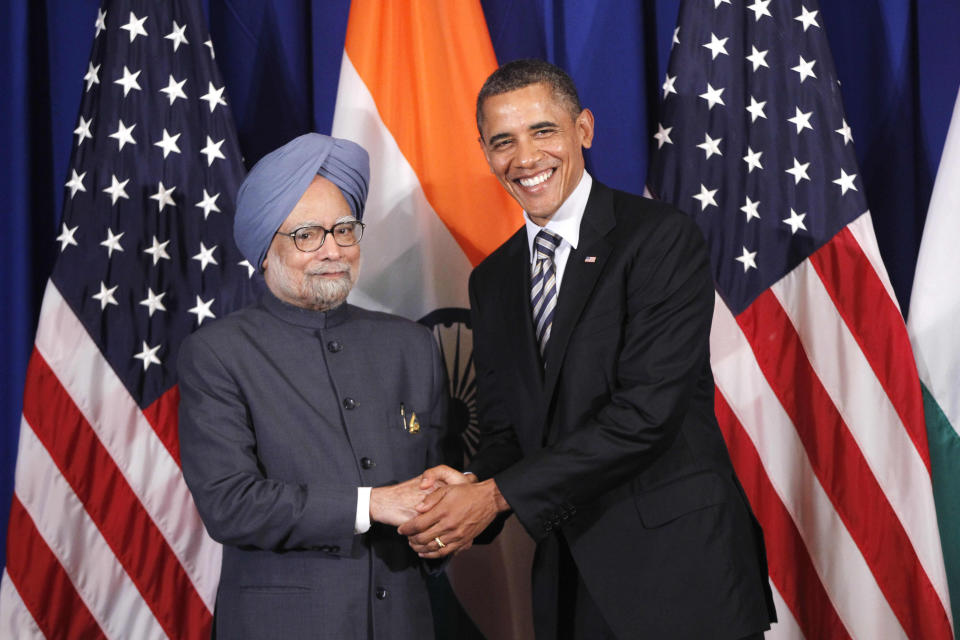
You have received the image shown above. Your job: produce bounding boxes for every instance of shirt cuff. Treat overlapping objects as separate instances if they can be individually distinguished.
[355,487,372,534]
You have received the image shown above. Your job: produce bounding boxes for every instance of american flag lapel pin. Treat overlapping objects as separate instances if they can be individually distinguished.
[584,256,597,263]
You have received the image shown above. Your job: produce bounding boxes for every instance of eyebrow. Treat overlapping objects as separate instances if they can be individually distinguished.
[284,220,322,230]
[529,120,557,131]
[291,216,356,228]
[280,218,352,235]
[486,121,559,146]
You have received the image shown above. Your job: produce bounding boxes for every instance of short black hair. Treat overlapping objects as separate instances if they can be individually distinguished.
[476,59,583,137]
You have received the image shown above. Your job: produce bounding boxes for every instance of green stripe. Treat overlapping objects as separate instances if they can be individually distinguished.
[923,383,960,639]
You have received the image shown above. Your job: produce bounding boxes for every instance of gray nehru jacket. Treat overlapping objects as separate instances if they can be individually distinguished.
[178,290,447,640]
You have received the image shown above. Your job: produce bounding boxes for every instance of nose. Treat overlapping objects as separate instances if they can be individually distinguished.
[315,232,343,260]
[515,135,541,168]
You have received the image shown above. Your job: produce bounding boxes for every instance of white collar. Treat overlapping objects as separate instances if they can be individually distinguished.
[524,171,593,263]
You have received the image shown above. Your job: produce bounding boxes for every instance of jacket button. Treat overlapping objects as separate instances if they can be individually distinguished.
[327,340,342,353]
[360,457,375,469]
[376,587,388,600]
[343,397,357,410]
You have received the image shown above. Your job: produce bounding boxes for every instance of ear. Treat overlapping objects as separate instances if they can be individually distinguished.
[260,255,269,271]
[577,108,595,150]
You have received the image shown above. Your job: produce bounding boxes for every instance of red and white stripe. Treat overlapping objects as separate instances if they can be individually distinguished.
[0,569,44,639]
[0,283,219,639]
[711,212,953,639]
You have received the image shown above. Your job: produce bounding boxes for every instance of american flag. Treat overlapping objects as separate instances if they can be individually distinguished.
[647,1,954,638]
[0,0,257,637]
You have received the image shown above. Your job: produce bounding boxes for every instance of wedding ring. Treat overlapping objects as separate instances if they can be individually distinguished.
[434,536,446,549]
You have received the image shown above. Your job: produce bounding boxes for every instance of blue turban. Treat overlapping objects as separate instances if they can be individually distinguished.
[234,133,370,272]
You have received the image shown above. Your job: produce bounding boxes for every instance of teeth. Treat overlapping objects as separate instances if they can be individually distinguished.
[519,169,553,188]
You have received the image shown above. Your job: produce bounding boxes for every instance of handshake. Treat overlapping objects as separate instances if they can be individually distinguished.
[369,465,510,559]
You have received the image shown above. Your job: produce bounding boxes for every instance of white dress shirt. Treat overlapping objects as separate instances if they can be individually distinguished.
[523,171,593,291]
[355,487,371,533]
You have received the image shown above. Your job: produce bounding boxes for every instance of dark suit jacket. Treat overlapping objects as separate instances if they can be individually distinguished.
[178,293,447,640]
[467,181,776,639]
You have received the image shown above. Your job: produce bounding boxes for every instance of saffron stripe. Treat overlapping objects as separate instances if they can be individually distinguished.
[737,290,951,639]
[344,0,521,265]
[22,350,212,640]
[714,391,850,640]
[5,497,106,640]
[332,54,474,317]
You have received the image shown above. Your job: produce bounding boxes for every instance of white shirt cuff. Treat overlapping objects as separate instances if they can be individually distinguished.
[355,487,372,534]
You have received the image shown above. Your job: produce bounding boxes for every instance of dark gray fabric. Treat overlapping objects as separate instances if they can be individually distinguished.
[178,291,446,640]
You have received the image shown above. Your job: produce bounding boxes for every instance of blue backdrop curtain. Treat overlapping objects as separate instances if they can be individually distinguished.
[2,0,959,579]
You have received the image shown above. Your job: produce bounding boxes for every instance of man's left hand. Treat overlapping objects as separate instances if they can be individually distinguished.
[398,479,509,558]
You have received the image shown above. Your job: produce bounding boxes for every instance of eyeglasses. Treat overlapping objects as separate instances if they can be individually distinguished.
[276,221,365,252]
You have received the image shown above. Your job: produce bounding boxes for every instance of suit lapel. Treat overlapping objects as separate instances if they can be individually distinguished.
[542,183,616,401]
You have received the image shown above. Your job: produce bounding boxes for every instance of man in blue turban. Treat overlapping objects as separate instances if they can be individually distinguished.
[178,133,448,640]
[233,132,370,276]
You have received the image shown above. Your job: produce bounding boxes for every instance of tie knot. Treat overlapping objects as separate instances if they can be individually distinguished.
[534,229,561,261]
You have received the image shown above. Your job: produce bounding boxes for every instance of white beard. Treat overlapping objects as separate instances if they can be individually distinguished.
[268,258,357,311]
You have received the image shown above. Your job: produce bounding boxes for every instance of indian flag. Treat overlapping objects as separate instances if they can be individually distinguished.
[331,1,532,638]
[332,0,520,317]
[908,86,960,639]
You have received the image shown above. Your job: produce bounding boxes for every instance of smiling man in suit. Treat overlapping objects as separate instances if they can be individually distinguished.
[399,59,776,639]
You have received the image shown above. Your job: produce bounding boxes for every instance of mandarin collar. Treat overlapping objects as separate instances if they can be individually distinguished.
[261,289,352,330]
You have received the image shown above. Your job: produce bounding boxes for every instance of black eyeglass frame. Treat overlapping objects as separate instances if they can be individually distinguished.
[275,221,366,252]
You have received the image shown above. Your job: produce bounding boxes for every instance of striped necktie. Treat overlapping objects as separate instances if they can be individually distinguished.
[531,229,562,359]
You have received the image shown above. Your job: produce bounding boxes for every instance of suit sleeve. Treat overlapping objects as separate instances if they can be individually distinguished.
[495,213,716,541]
[177,331,358,554]
[465,269,525,480]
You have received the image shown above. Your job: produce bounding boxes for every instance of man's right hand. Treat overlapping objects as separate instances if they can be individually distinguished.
[369,466,474,527]
[369,476,438,527]
[418,464,476,491]
[399,475,509,558]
